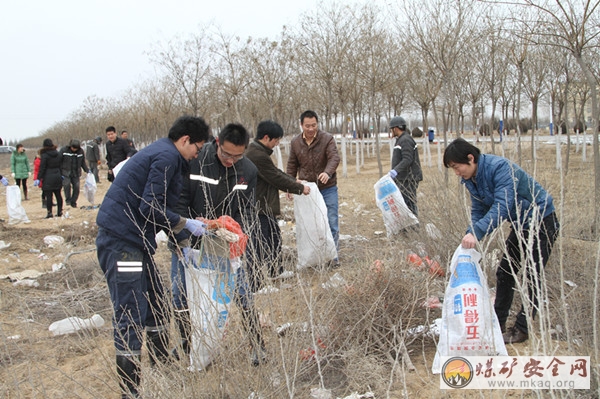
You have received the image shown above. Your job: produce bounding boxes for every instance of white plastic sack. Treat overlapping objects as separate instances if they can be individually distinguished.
[112,158,129,178]
[185,239,237,371]
[374,175,418,236]
[294,182,337,270]
[432,245,507,374]
[83,172,97,205]
[6,186,30,225]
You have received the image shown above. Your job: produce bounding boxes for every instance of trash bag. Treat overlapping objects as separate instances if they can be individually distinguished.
[432,245,507,374]
[83,172,97,205]
[185,235,237,371]
[293,182,337,270]
[374,175,418,236]
[6,186,30,225]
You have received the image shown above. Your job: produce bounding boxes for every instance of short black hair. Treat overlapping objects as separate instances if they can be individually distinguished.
[168,116,210,144]
[106,126,116,133]
[256,120,284,141]
[443,138,481,168]
[300,110,319,124]
[218,123,250,147]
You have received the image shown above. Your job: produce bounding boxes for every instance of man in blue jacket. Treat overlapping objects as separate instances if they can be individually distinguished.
[96,116,209,398]
[443,138,559,345]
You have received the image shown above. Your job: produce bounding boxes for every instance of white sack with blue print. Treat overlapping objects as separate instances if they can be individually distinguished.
[432,245,507,374]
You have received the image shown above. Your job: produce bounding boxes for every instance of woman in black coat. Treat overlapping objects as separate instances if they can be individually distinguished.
[37,138,63,218]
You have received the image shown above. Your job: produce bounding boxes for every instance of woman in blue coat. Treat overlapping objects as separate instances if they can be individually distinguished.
[443,138,559,345]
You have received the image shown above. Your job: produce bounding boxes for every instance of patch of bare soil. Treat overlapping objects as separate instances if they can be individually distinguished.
[0,144,596,398]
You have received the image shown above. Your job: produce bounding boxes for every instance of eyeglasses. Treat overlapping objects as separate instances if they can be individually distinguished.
[219,146,244,161]
[193,142,201,154]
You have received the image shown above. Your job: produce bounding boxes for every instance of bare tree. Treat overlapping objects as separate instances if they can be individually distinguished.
[516,0,600,236]
[149,30,213,118]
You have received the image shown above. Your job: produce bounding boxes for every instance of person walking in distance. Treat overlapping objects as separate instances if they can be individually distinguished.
[96,116,209,398]
[388,116,422,218]
[37,139,63,218]
[10,144,31,200]
[86,136,102,183]
[286,110,341,268]
[443,138,560,344]
[105,126,135,182]
[60,139,88,208]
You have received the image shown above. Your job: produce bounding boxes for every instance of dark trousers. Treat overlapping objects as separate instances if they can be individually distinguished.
[62,175,80,206]
[256,214,283,279]
[494,212,559,333]
[97,229,167,353]
[15,178,28,199]
[397,179,419,217]
[44,189,63,215]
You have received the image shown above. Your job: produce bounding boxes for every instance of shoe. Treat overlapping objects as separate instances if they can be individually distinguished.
[251,345,267,367]
[45,213,53,219]
[327,259,341,269]
[71,203,77,208]
[56,212,63,217]
[503,326,528,344]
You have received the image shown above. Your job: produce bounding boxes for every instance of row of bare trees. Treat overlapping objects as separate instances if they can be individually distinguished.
[28,1,598,146]
[22,0,600,232]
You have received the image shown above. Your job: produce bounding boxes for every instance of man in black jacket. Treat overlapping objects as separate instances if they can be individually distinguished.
[245,120,310,279]
[388,116,423,217]
[60,139,88,208]
[170,123,267,366]
[105,126,135,182]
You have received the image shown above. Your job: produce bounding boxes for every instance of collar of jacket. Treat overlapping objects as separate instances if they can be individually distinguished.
[302,130,319,145]
[250,140,273,155]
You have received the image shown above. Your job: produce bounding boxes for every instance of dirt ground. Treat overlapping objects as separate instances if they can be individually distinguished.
[0,143,596,399]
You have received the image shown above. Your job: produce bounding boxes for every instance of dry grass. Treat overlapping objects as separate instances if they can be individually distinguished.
[0,140,598,398]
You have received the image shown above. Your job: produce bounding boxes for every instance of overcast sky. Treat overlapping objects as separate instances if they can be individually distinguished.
[0,0,322,143]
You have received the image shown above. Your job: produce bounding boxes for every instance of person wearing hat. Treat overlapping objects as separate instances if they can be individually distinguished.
[86,136,103,183]
[60,139,88,208]
[37,138,63,218]
[388,116,423,218]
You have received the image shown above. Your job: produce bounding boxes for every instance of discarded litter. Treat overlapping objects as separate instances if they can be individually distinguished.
[425,223,442,240]
[321,272,347,289]
[406,318,442,338]
[13,279,40,288]
[256,285,279,295]
[43,235,65,247]
[310,387,332,399]
[52,263,65,272]
[49,314,105,336]
[0,241,11,250]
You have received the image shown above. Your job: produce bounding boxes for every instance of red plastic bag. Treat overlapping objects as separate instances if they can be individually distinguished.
[205,215,248,258]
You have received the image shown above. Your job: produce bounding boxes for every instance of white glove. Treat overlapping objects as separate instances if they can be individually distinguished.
[388,169,398,179]
[11,173,15,178]
[1,177,8,186]
[185,218,207,236]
